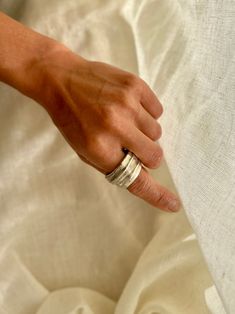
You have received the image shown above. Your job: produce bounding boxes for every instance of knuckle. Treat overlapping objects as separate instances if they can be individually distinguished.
[145,147,163,168]
[128,175,150,196]
[116,90,138,120]
[101,107,124,135]
[155,189,168,205]
[111,118,124,136]
[123,74,140,91]
[101,105,118,127]
[85,134,106,157]
[103,105,117,120]
[123,102,140,121]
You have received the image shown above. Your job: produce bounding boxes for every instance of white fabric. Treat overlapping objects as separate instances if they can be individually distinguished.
[205,286,227,314]
[0,0,234,313]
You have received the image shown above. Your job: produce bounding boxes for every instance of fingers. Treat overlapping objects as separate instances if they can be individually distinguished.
[135,104,162,141]
[81,145,181,213]
[139,79,164,119]
[79,135,181,213]
[121,126,164,169]
[127,166,181,212]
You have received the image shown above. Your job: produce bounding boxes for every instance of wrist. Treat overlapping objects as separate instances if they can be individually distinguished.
[4,35,64,100]
[0,12,72,102]
[21,38,69,101]
[27,43,88,112]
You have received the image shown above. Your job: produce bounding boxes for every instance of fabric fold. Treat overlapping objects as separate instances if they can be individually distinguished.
[0,0,232,313]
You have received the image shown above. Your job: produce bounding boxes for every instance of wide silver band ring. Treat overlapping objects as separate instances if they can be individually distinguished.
[105,150,142,188]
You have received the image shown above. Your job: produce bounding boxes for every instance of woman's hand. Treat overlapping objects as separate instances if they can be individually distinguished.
[33,45,181,212]
[0,11,181,212]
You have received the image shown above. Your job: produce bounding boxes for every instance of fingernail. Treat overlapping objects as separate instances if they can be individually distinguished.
[167,198,181,212]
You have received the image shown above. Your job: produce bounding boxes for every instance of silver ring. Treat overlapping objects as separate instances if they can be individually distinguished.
[105,150,142,188]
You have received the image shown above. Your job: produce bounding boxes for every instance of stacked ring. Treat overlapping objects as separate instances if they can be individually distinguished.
[105,150,142,188]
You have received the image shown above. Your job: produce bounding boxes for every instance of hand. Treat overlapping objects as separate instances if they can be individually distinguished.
[34,45,181,212]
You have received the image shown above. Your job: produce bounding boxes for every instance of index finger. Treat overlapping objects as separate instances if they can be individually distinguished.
[127,166,181,212]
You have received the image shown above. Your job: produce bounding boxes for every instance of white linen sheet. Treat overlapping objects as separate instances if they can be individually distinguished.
[0,0,234,313]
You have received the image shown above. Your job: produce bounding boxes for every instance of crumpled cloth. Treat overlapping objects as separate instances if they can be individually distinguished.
[0,0,234,313]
